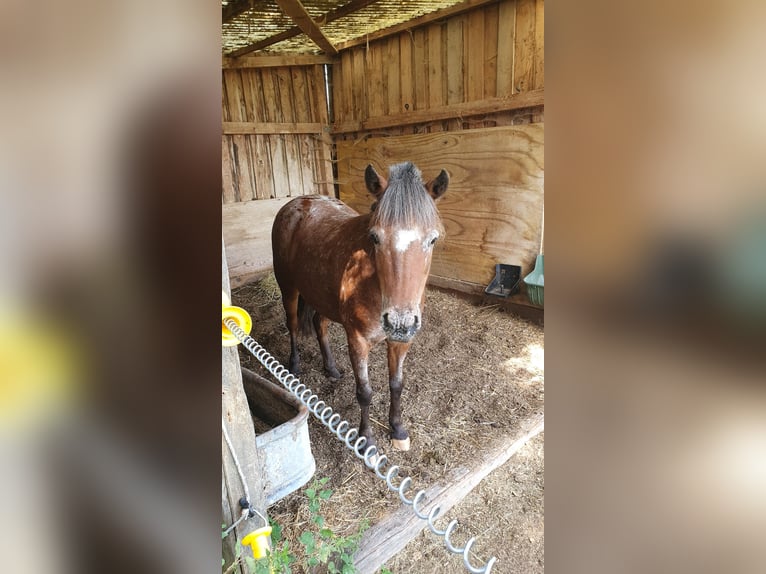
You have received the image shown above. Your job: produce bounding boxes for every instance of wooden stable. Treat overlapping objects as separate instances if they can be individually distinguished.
[222,0,544,304]
[222,1,544,571]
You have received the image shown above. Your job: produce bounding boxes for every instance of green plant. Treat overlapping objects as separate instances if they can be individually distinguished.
[222,478,369,574]
[299,477,368,574]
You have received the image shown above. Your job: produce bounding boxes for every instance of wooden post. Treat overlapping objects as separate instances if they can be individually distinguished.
[222,237,268,572]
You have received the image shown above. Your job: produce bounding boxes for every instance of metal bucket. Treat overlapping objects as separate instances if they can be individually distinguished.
[241,367,316,506]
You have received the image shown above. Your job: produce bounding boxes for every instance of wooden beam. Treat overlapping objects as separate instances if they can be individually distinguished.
[335,0,502,51]
[352,412,544,574]
[223,54,335,68]
[332,89,544,133]
[229,0,382,57]
[223,121,327,135]
[223,0,266,24]
[275,0,338,55]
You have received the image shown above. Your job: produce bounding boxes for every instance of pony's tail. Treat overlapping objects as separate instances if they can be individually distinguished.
[297,295,316,337]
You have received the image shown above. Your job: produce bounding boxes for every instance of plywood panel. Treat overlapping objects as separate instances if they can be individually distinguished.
[222,197,294,287]
[336,125,544,287]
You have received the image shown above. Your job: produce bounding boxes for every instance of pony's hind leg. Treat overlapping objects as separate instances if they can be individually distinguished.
[313,313,342,380]
[387,341,412,451]
[281,289,301,375]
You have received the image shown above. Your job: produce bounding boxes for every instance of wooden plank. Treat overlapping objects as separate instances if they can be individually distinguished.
[335,125,545,286]
[446,17,464,105]
[332,89,544,133]
[339,50,353,123]
[466,8,485,101]
[412,28,428,111]
[496,0,516,97]
[222,238,268,559]
[291,66,317,196]
[223,121,326,135]
[484,2,499,99]
[227,0,380,57]
[251,69,276,200]
[399,33,414,113]
[310,64,335,195]
[224,70,256,202]
[261,70,292,199]
[534,0,544,89]
[223,0,265,23]
[223,54,335,68]
[351,48,366,121]
[221,137,237,204]
[336,0,506,51]
[427,23,444,110]
[275,0,338,55]
[513,0,536,93]
[386,36,401,116]
[223,198,294,287]
[353,412,544,574]
[275,67,304,196]
[368,43,385,119]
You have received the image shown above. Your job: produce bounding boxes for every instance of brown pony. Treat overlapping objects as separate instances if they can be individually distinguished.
[271,162,449,452]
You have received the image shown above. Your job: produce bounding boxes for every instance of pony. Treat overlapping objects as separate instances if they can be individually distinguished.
[271,162,449,451]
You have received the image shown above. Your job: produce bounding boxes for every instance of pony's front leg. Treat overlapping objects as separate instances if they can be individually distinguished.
[387,341,412,451]
[347,334,375,452]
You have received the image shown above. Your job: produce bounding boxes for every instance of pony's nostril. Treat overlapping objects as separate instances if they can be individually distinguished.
[382,312,392,328]
[414,315,420,328]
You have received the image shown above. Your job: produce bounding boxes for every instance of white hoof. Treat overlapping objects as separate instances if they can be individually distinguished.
[391,436,411,451]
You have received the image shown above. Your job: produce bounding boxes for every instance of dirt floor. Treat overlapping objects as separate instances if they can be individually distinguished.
[232,275,544,573]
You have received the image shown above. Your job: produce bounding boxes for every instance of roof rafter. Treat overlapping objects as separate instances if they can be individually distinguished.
[228,0,381,58]
[274,0,338,55]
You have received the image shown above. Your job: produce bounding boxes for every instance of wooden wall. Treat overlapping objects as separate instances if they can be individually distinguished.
[332,0,544,136]
[336,125,544,290]
[222,63,334,203]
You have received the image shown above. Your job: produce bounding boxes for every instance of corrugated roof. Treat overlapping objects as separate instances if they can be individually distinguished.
[222,0,467,55]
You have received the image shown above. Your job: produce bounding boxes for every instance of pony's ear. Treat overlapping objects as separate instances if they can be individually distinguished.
[425,169,449,201]
[365,164,388,199]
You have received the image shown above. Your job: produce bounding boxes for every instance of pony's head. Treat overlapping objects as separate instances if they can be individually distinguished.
[365,162,449,343]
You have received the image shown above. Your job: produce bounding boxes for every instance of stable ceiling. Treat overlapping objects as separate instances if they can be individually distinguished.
[222,0,467,56]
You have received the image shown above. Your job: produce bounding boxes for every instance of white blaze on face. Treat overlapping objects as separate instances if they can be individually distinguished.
[394,229,421,252]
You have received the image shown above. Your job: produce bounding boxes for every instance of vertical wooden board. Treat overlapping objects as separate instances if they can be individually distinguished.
[339,51,353,123]
[497,0,516,97]
[251,69,275,200]
[466,9,485,101]
[446,17,465,105]
[386,36,401,116]
[514,0,536,93]
[336,125,545,286]
[241,69,258,122]
[352,48,366,122]
[292,67,317,195]
[275,67,303,196]
[368,43,385,119]
[399,33,414,114]
[261,70,291,198]
[225,70,256,202]
[222,136,237,204]
[427,23,444,109]
[309,65,334,196]
[484,3,500,99]
[412,28,428,111]
[534,0,544,89]
[221,71,231,122]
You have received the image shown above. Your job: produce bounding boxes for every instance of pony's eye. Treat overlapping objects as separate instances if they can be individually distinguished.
[428,236,438,246]
[369,231,380,245]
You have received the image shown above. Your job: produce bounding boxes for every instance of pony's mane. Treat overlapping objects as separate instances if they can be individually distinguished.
[370,162,443,233]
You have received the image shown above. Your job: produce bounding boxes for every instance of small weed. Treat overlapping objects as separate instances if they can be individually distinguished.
[222,477,370,573]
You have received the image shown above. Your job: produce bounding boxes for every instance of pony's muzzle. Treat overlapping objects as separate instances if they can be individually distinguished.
[382,309,421,342]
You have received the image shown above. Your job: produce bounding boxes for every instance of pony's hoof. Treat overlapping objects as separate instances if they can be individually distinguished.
[391,436,411,451]
[324,367,343,381]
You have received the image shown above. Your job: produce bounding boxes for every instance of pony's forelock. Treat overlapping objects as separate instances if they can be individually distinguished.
[370,162,444,234]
